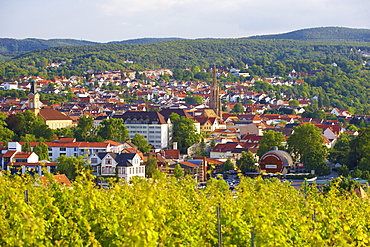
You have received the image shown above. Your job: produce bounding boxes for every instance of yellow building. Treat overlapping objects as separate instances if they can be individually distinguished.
[27,79,73,129]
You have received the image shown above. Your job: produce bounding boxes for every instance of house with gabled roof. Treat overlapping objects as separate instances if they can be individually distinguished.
[97,152,144,182]
[210,142,249,159]
[2,142,57,175]
[193,117,221,133]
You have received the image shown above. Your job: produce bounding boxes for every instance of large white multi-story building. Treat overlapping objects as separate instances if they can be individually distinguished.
[114,111,171,149]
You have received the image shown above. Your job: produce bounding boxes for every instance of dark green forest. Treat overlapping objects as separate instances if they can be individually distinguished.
[248,27,370,42]
[1,30,370,113]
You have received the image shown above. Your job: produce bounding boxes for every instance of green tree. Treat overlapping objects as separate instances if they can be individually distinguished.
[231,103,244,114]
[22,142,32,152]
[56,155,85,180]
[74,115,94,141]
[173,69,184,80]
[145,154,157,178]
[328,133,352,165]
[5,114,22,136]
[257,130,285,158]
[131,133,150,153]
[0,113,15,144]
[347,127,370,170]
[19,134,38,142]
[338,164,350,177]
[289,99,300,107]
[33,142,49,161]
[287,123,326,170]
[16,110,53,141]
[184,95,204,105]
[170,113,201,154]
[97,118,129,142]
[312,110,326,120]
[222,158,234,172]
[54,127,74,139]
[174,164,184,179]
[236,151,256,173]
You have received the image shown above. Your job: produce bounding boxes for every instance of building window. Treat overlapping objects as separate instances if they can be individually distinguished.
[91,158,98,163]
[106,159,112,165]
[60,147,66,151]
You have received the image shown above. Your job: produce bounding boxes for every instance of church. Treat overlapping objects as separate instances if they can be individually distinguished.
[208,66,222,119]
[28,80,73,129]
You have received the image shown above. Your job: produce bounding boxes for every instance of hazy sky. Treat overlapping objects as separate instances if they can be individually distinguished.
[1,0,369,42]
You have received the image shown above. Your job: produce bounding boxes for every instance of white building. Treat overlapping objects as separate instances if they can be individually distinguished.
[97,152,145,182]
[115,111,170,149]
[2,142,57,175]
[44,138,112,161]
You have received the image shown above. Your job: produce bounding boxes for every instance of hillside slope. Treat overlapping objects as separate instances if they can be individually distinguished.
[247,27,370,42]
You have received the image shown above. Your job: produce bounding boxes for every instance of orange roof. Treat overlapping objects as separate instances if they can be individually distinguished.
[179,161,199,168]
[104,140,123,146]
[206,158,224,165]
[8,162,57,166]
[39,174,71,186]
[45,142,109,148]
[2,150,17,158]
[13,152,33,159]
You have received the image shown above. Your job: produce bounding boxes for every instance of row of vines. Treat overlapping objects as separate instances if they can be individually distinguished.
[0,173,369,246]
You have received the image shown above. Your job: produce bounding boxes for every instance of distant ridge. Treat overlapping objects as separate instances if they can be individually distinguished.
[0,37,183,52]
[0,37,183,59]
[107,37,183,45]
[247,27,370,42]
[1,27,370,60]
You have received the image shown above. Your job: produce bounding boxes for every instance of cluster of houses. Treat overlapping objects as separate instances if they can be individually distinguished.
[0,105,359,181]
[0,67,367,182]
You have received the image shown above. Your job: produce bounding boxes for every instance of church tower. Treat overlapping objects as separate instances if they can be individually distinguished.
[209,66,222,119]
[28,79,41,115]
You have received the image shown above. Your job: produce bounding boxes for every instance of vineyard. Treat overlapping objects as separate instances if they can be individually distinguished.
[0,173,369,246]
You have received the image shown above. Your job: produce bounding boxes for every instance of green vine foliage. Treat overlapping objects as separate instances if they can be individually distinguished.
[0,173,369,246]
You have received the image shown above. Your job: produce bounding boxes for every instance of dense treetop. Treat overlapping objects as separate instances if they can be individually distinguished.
[248,27,370,42]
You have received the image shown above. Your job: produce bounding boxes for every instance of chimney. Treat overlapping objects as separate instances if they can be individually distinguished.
[173,142,178,150]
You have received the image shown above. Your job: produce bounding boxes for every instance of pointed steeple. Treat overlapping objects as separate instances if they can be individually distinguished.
[209,65,222,119]
[30,79,37,94]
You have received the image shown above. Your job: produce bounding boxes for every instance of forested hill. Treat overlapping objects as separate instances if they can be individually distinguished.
[1,27,370,59]
[107,38,183,45]
[247,27,370,42]
[0,38,99,53]
[0,38,182,59]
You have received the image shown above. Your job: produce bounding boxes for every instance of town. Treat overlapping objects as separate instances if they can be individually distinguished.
[1,23,370,244]
[0,63,367,187]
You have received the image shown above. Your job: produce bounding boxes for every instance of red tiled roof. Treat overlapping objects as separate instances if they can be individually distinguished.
[2,150,16,158]
[179,161,198,168]
[39,174,71,186]
[38,109,72,121]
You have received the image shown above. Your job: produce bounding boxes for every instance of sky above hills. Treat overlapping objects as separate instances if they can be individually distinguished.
[1,0,369,42]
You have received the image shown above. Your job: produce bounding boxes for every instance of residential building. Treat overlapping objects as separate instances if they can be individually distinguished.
[115,111,170,149]
[44,138,111,161]
[97,152,145,182]
[2,142,57,175]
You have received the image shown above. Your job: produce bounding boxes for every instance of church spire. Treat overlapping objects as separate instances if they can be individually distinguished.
[209,66,222,119]
[30,79,37,94]
[28,79,41,114]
